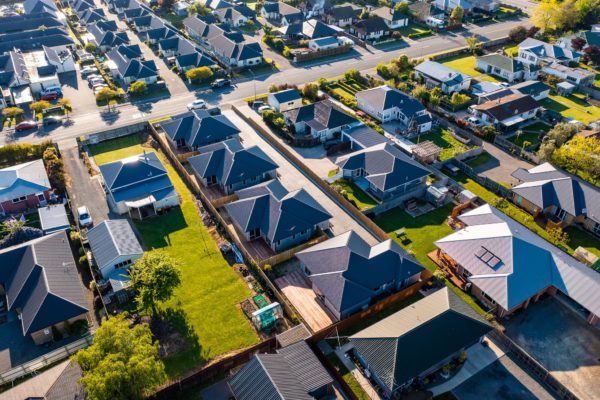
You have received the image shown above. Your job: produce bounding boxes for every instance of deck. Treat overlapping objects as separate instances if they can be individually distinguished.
[275,271,335,333]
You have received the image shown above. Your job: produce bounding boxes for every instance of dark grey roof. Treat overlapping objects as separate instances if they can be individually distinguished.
[158,36,197,56]
[511,162,600,224]
[24,0,58,15]
[0,232,88,335]
[0,26,67,42]
[225,180,332,243]
[277,341,333,396]
[107,45,158,80]
[0,33,74,54]
[271,88,302,103]
[353,17,389,34]
[350,287,492,391]
[342,124,388,149]
[279,18,337,39]
[337,142,430,192]
[2,360,84,400]
[38,204,69,233]
[510,80,550,96]
[371,6,408,22]
[87,219,143,270]
[325,4,360,20]
[188,138,278,187]
[276,323,311,347]
[176,50,215,69]
[283,100,358,131]
[0,13,63,34]
[473,93,540,122]
[159,110,241,148]
[356,85,427,118]
[519,38,580,61]
[297,231,424,316]
[89,21,129,47]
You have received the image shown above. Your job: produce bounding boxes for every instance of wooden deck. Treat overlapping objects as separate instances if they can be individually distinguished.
[275,271,335,333]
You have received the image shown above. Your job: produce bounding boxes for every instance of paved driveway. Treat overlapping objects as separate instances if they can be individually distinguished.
[59,68,98,117]
[473,142,533,185]
[504,297,600,400]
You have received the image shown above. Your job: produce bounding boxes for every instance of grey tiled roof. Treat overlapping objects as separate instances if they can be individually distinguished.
[415,60,471,84]
[0,14,63,34]
[271,88,301,103]
[356,85,427,118]
[0,159,51,204]
[87,219,143,270]
[342,124,388,149]
[519,37,580,61]
[352,16,389,34]
[160,110,241,148]
[473,93,540,122]
[283,100,357,131]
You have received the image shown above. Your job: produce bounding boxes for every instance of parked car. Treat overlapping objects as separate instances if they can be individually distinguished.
[467,116,482,126]
[251,101,265,110]
[43,115,63,126]
[15,120,37,131]
[41,92,59,101]
[77,206,93,227]
[81,66,98,76]
[187,99,206,110]
[86,74,102,82]
[258,105,272,114]
[89,78,105,87]
[92,82,108,90]
[211,78,231,89]
[77,51,95,63]
[42,85,62,96]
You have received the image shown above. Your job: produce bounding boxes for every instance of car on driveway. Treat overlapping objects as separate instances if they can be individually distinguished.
[88,78,105,87]
[211,78,231,89]
[187,99,206,110]
[258,105,273,114]
[42,86,62,96]
[41,92,59,101]
[81,66,98,76]
[77,206,93,227]
[15,120,37,131]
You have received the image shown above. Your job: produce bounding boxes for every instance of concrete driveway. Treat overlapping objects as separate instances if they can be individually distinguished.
[59,68,98,117]
[504,297,600,400]
[473,142,533,185]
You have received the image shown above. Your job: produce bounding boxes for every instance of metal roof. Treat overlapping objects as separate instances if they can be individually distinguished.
[0,159,51,204]
[415,61,471,84]
[87,219,143,271]
[276,323,311,347]
[270,88,302,103]
[356,85,427,118]
[38,204,69,233]
[160,110,241,148]
[341,124,388,149]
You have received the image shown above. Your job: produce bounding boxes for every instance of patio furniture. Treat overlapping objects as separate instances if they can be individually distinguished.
[394,228,406,239]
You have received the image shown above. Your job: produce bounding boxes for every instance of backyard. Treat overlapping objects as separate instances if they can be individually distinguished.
[411,128,475,160]
[439,55,499,82]
[542,93,600,124]
[326,353,370,400]
[465,151,492,168]
[331,179,378,210]
[89,135,259,377]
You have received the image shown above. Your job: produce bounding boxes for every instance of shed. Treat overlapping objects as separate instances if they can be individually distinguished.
[556,81,576,96]
[38,204,70,234]
[457,189,477,204]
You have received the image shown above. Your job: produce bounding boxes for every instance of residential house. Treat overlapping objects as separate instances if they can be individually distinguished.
[43,45,76,73]
[558,30,600,52]
[511,162,600,236]
[308,36,343,51]
[130,14,164,33]
[350,287,493,398]
[0,13,64,35]
[23,0,59,16]
[159,109,241,150]
[0,232,88,345]
[414,60,471,94]
[336,142,431,202]
[1,360,83,400]
[229,340,333,399]
[142,25,177,46]
[470,93,540,129]
[87,219,143,279]
[78,8,107,25]
[175,50,217,72]
[215,6,253,28]
[174,0,190,16]
[0,159,51,214]
[70,0,96,14]
[158,36,197,58]
[323,3,360,27]
[267,88,303,112]
[38,204,70,234]
[188,138,278,195]
[107,44,159,86]
[261,1,303,26]
[470,81,505,103]
[435,204,600,325]
[475,53,539,83]
[87,19,129,51]
[356,85,433,134]
[225,179,332,252]
[543,63,595,87]
[370,6,408,29]
[296,231,425,319]
[98,152,180,218]
[517,38,580,67]
[298,0,332,18]
[278,18,337,40]
[105,0,143,14]
[351,17,390,41]
[204,0,234,9]
[121,6,150,23]
[434,0,498,13]
[509,80,550,101]
[282,100,359,142]
[0,28,74,55]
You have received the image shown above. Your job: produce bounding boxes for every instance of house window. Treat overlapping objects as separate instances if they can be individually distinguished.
[37,193,46,201]
[480,290,496,305]
[592,222,600,235]
[555,207,568,221]
[12,196,27,203]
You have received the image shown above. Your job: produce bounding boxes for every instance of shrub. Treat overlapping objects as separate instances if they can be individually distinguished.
[84,42,97,54]
[79,254,88,266]
[391,30,402,40]
[2,107,24,119]
[63,319,73,335]
[69,229,81,242]
[51,325,63,341]
[185,66,213,82]
[128,80,147,95]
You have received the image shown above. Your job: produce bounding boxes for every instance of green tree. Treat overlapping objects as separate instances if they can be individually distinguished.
[394,1,410,14]
[301,83,318,100]
[394,54,411,71]
[548,227,570,249]
[30,100,52,115]
[481,125,498,138]
[129,252,182,315]
[551,136,600,184]
[531,0,561,31]
[430,94,442,107]
[537,140,557,161]
[95,87,118,108]
[465,36,479,54]
[546,123,578,146]
[450,6,464,24]
[450,92,470,106]
[508,26,527,43]
[359,8,370,19]
[185,66,213,82]
[187,1,210,15]
[262,25,273,36]
[575,0,600,27]
[128,80,147,95]
[2,106,24,119]
[72,314,165,400]
[411,84,429,102]
[85,42,97,54]
[344,69,361,82]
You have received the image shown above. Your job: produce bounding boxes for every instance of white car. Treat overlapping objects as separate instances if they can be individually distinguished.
[77,206,93,227]
[258,105,272,114]
[187,99,206,110]
[467,116,482,126]
[81,66,98,76]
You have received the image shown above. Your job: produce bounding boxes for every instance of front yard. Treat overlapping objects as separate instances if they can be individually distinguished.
[412,128,474,160]
[542,93,600,124]
[326,79,369,102]
[439,55,499,82]
[89,135,259,377]
[396,23,434,38]
[506,131,541,148]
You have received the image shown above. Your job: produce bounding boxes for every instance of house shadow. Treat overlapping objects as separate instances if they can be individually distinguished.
[134,206,189,249]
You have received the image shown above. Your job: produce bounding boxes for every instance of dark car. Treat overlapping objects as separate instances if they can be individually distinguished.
[211,78,231,89]
[41,92,59,101]
[43,115,63,126]
[15,121,37,131]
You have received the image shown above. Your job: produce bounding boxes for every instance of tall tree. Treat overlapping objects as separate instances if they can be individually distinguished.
[450,6,464,24]
[130,252,182,315]
[466,36,479,54]
[72,315,166,400]
[531,0,560,31]
[508,26,527,44]
[571,36,587,51]
[29,100,52,114]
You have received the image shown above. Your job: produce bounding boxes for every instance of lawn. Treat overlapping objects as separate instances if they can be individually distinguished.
[542,93,600,124]
[506,131,541,148]
[327,79,368,102]
[332,179,378,210]
[439,55,499,82]
[465,151,492,169]
[90,135,259,377]
[504,45,519,57]
[396,23,434,38]
[412,128,473,161]
[326,353,370,400]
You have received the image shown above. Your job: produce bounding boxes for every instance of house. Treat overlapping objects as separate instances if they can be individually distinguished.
[107,44,159,86]
[470,93,540,129]
[87,219,143,279]
[543,63,595,87]
[215,6,252,27]
[0,232,88,344]
[351,17,390,41]
[44,45,76,73]
[340,123,388,151]
[556,81,576,96]
[308,36,340,51]
[24,0,59,16]
[188,138,278,195]
[433,0,498,13]
[297,0,332,17]
[350,287,493,398]
[174,0,190,16]
[0,14,64,35]
[323,3,360,27]
[414,60,471,94]
[509,80,550,101]
[130,14,164,33]
[296,231,424,319]
[229,340,334,399]
[278,18,337,40]
[370,6,408,29]
[267,88,303,112]
[78,8,107,25]
[159,110,241,150]
[0,159,51,214]
[98,152,180,219]
[435,204,600,325]
[121,6,150,23]
[0,29,74,55]
[143,25,177,45]
[38,204,69,234]
[88,19,129,51]
[282,100,358,142]
[225,179,331,252]
[175,50,216,72]
[517,38,580,67]
[336,142,431,202]
[158,36,197,58]
[1,360,83,400]
[261,1,303,25]
[475,53,539,83]
[356,85,433,134]
[470,81,505,103]
[511,162,600,236]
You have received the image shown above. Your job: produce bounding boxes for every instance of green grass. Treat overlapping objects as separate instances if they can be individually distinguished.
[89,135,258,377]
[412,128,473,160]
[396,23,434,37]
[504,45,519,57]
[507,131,541,148]
[326,353,370,400]
[542,93,600,124]
[465,151,492,168]
[332,179,378,210]
[439,55,499,82]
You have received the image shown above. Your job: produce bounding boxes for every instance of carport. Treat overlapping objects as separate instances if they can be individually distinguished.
[125,196,157,220]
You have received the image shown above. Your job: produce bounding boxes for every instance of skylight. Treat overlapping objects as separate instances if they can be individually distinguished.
[475,246,502,269]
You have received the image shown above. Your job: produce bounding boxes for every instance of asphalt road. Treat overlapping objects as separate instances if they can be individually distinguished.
[0,16,530,146]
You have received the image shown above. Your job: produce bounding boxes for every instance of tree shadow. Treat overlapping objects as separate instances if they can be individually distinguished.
[134,206,189,249]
